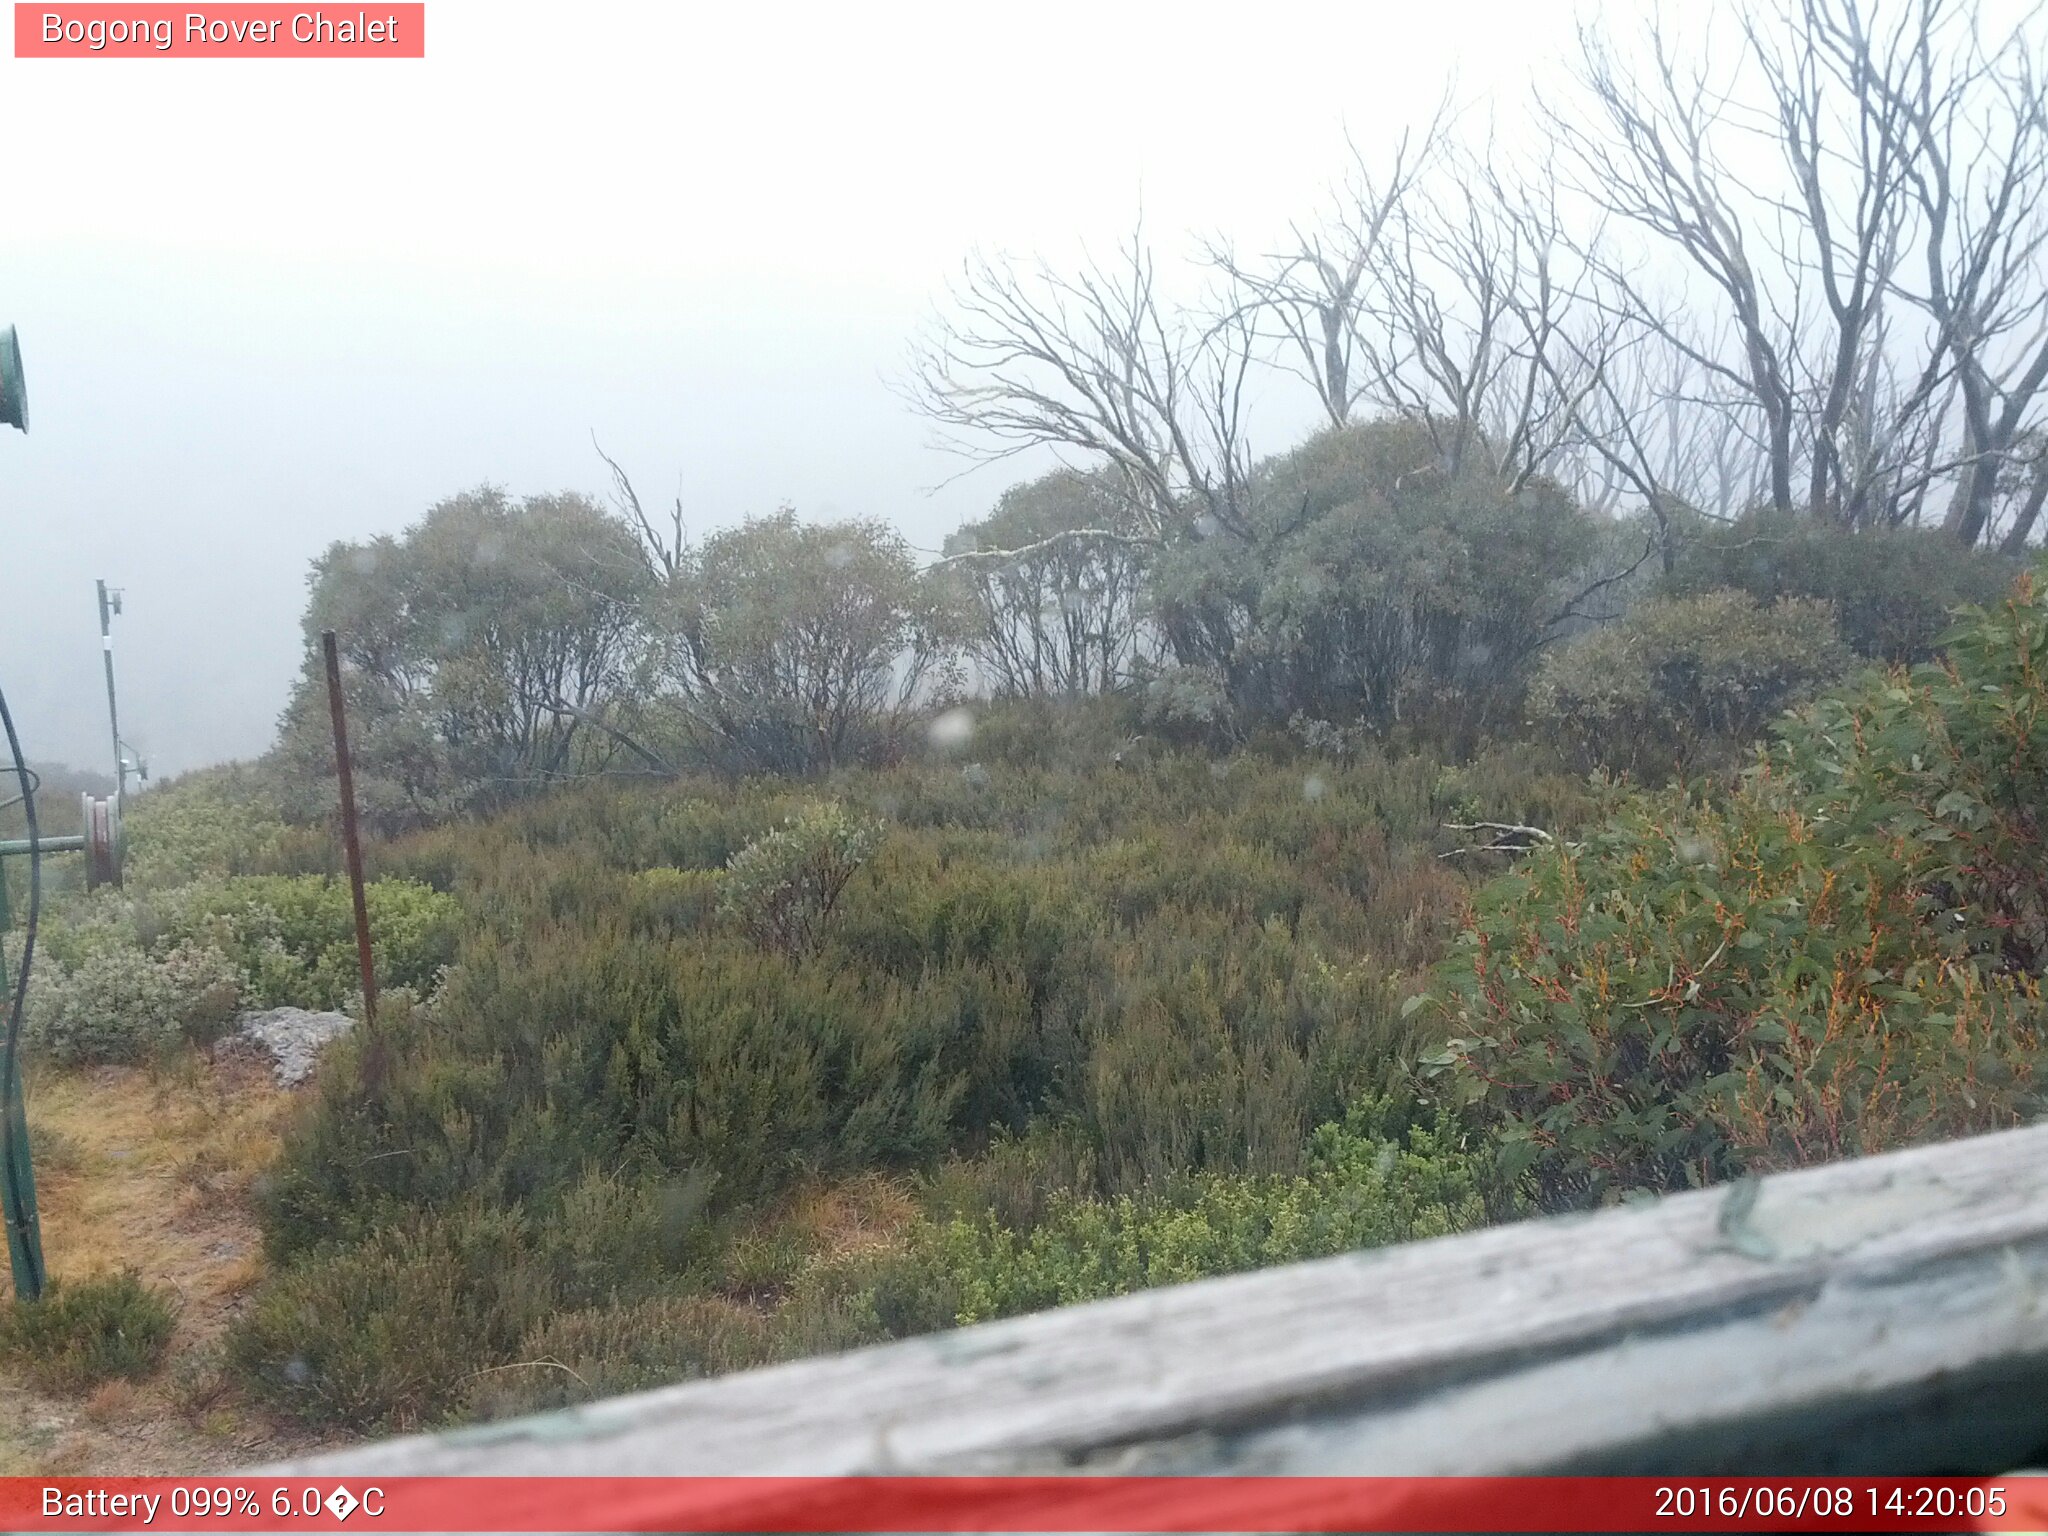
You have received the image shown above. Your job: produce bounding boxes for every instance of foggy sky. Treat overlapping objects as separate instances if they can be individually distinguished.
[1,0,1564,779]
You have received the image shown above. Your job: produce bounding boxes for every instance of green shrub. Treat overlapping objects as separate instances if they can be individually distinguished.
[26,894,149,972]
[926,1105,1494,1324]
[256,931,964,1256]
[225,1204,551,1432]
[26,940,242,1066]
[921,1123,1102,1232]
[255,746,1580,1268]
[153,940,246,1052]
[1141,665,1235,744]
[799,1239,968,1342]
[1077,932,1418,1190]
[230,1163,724,1431]
[1151,417,1610,735]
[937,695,1143,774]
[717,802,883,960]
[124,765,332,890]
[1532,590,1852,778]
[457,1239,960,1421]
[0,1270,177,1390]
[17,872,452,1065]
[156,875,460,1010]
[1666,517,2017,664]
[624,866,723,937]
[1426,565,2048,1208]
[24,873,457,1051]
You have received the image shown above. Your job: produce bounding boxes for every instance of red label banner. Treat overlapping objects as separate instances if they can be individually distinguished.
[1,1476,2045,1532]
[13,4,424,57]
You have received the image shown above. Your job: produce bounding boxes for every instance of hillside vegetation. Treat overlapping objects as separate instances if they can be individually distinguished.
[220,726,1589,1429]
[1,420,2038,1451]
[9,0,2048,1471]
[1,552,2037,1444]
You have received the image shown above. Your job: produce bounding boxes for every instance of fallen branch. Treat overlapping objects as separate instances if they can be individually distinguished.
[542,697,676,777]
[1439,821,1558,858]
[459,1358,590,1389]
[925,528,1162,571]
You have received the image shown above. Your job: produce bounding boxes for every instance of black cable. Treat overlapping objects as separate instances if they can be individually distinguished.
[0,676,44,1299]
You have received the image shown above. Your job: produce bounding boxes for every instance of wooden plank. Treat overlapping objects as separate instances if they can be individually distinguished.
[266,1121,2048,1478]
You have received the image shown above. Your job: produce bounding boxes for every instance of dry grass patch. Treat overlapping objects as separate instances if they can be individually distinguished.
[14,1056,292,1333]
[787,1174,919,1265]
[0,1054,332,1472]
[83,1380,140,1424]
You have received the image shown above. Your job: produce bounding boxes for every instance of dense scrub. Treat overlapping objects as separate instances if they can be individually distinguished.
[216,727,1595,1430]
[1146,418,1621,742]
[20,871,458,1066]
[1531,591,1853,778]
[38,554,2041,1442]
[1664,517,2018,665]
[1427,569,2048,1206]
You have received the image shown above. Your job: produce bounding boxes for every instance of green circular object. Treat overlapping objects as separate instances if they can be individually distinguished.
[0,326,26,433]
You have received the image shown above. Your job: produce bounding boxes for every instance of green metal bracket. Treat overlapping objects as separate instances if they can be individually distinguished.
[0,836,83,857]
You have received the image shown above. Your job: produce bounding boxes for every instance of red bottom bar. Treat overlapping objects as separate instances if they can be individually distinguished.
[4,1475,2046,1533]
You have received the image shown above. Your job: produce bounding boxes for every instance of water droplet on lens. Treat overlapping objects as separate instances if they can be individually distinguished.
[928,706,975,751]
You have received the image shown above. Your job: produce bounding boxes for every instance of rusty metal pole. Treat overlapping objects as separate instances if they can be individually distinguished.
[321,631,379,1029]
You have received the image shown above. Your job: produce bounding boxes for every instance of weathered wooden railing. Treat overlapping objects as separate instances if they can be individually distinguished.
[270,1121,2048,1479]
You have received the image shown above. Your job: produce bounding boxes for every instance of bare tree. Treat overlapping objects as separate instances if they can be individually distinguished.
[1544,306,1756,566]
[909,224,1263,544]
[1856,0,2048,544]
[1212,123,1602,493]
[1997,437,2048,552]
[1206,117,1442,429]
[1551,0,2048,547]
[1398,151,1609,489]
[909,0,2048,605]
[1756,0,1926,525]
[1554,13,1808,519]
[592,434,689,579]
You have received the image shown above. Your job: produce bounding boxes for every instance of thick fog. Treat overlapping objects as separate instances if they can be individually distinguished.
[0,0,1561,778]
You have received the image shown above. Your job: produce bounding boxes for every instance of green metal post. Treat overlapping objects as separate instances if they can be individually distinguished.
[0,1034,42,1300]
[0,856,44,1300]
[0,322,47,1298]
